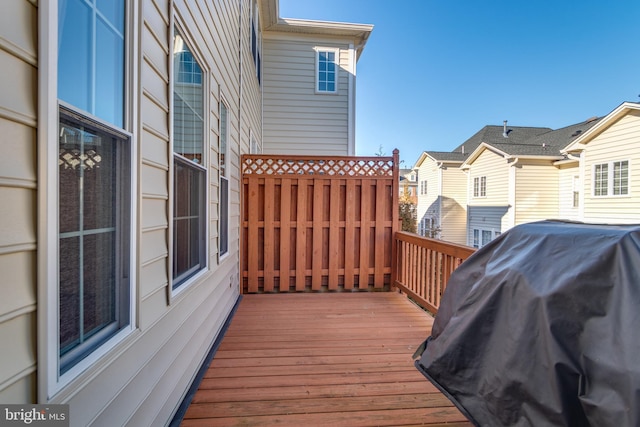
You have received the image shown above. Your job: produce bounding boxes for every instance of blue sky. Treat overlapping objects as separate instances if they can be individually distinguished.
[278,0,640,167]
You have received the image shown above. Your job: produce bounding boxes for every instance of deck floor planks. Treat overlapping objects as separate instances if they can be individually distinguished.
[181,292,471,426]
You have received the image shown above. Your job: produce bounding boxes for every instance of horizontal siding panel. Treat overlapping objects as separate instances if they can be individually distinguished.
[141,127,169,168]
[0,0,36,62]
[0,49,36,121]
[141,228,168,267]
[141,163,169,198]
[140,257,168,300]
[0,187,34,248]
[141,94,169,140]
[0,117,36,183]
[514,164,559,225]
[142,59,169,110]
[141,197,168,231]
[0,313,35,388]
[0,251,35,318]
[0,373,34,403]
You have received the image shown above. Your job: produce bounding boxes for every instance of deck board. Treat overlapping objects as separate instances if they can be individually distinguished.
[180,292,471,426]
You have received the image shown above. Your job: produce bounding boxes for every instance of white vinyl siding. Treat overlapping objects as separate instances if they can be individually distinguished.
[582,111,640,223]
[558,164,581,221]
[0,0,37,403]
[262,35,351,155]
[440,166,468,245]
[31,0,247,424]
[514,162,559,225]
[416,158,441,238]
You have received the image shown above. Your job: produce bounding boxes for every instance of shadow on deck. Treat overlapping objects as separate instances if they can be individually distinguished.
[177,292,471,426]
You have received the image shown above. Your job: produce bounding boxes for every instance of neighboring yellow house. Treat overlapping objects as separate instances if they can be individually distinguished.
[413,152,468,245]
[459,122,605,247]
[562,102,640,223]
[0,1,371,425]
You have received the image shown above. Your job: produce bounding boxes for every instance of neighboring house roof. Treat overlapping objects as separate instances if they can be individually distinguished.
[412,151,468,169]
[261,0,373,59]
[454,125,552,155]
[563,102,640,153]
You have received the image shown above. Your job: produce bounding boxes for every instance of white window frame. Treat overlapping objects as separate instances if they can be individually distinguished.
[592,160,629,197]
[471,227,497,248]
[473,176,487,198]
[219,99,230,259]
[40,0,138,398]
[250,130,262,154]
[314,47,339,94]
[170,21,210,295]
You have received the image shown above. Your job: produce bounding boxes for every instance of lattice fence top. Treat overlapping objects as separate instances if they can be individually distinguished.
[242,156,395,177]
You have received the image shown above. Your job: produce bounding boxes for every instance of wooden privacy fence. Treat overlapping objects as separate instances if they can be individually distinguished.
[241,151,399,293]
[394,231,476,313]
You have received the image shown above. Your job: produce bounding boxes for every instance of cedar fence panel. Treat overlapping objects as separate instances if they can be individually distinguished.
[241,151,399,293]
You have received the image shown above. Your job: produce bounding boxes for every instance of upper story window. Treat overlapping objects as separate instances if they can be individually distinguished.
[420,180,428,195]
[251,0,261,84]
[473,176,487,198]
[172,28,207,288]
[57,0,132,377]
[58,0,125,128]
[315,47,339,93]
[594,160,629,196]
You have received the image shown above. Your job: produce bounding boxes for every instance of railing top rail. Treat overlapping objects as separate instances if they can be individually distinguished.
[395,231,476,259]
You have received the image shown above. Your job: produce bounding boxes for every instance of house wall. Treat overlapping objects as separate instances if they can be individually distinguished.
[581,111,640,223]
[416,157,440,236]
[262,33,353,155]
[26,0,262,424]
[440,165,467,245]
[0,0,38,404]
[466,149,510,244]
[514,161,559,225]
[558,163,581,221]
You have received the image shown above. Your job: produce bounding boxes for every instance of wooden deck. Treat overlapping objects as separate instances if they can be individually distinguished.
[179,292,471,426]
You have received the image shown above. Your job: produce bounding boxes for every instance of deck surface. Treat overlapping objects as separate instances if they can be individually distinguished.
[180,292,471,426]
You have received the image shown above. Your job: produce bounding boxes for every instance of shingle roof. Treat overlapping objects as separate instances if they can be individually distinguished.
[424,151,468,162]
[452,125,553,155]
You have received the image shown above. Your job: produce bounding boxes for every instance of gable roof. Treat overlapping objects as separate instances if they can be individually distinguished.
[562,102,640,153]
[261,0,373,59]
[412,151,468,169]
[452,125,552,156]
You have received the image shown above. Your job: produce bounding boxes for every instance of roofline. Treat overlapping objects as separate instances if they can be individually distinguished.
[461,142,509,168]
[562,102,640,153]
[261,1,373,59]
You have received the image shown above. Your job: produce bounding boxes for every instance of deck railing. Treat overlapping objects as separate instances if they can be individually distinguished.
[393,231,476,314]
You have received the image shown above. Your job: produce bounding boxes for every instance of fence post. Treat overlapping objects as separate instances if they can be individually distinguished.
[391,149,400,290]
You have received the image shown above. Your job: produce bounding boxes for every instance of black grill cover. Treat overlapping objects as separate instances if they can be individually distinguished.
[414,221,640,427]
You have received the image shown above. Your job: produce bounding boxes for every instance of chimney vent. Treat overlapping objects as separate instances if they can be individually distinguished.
[503,120,509,138]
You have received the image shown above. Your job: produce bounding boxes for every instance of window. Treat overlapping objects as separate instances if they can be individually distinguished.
[473,176,486,197]
[173,29,206,288]
[472,228,496,248]
[251,0,261,84]
[593,160,629,197]
[572,175,580,208]
[315,48,338,93]
[420,180,428,195]
[219,102,229,257]
[58,0,125,128]
[57,0,131,376]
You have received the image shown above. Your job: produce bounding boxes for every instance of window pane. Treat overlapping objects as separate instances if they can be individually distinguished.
[58,0,125,127]
[58,0,92,113]
[58,109,130,374]
[96,17,125,126]
[220,177,229,255]
[173,158,205,286]
[97,0,125,33]
[173,33,204,161]
[220,103,228,177]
